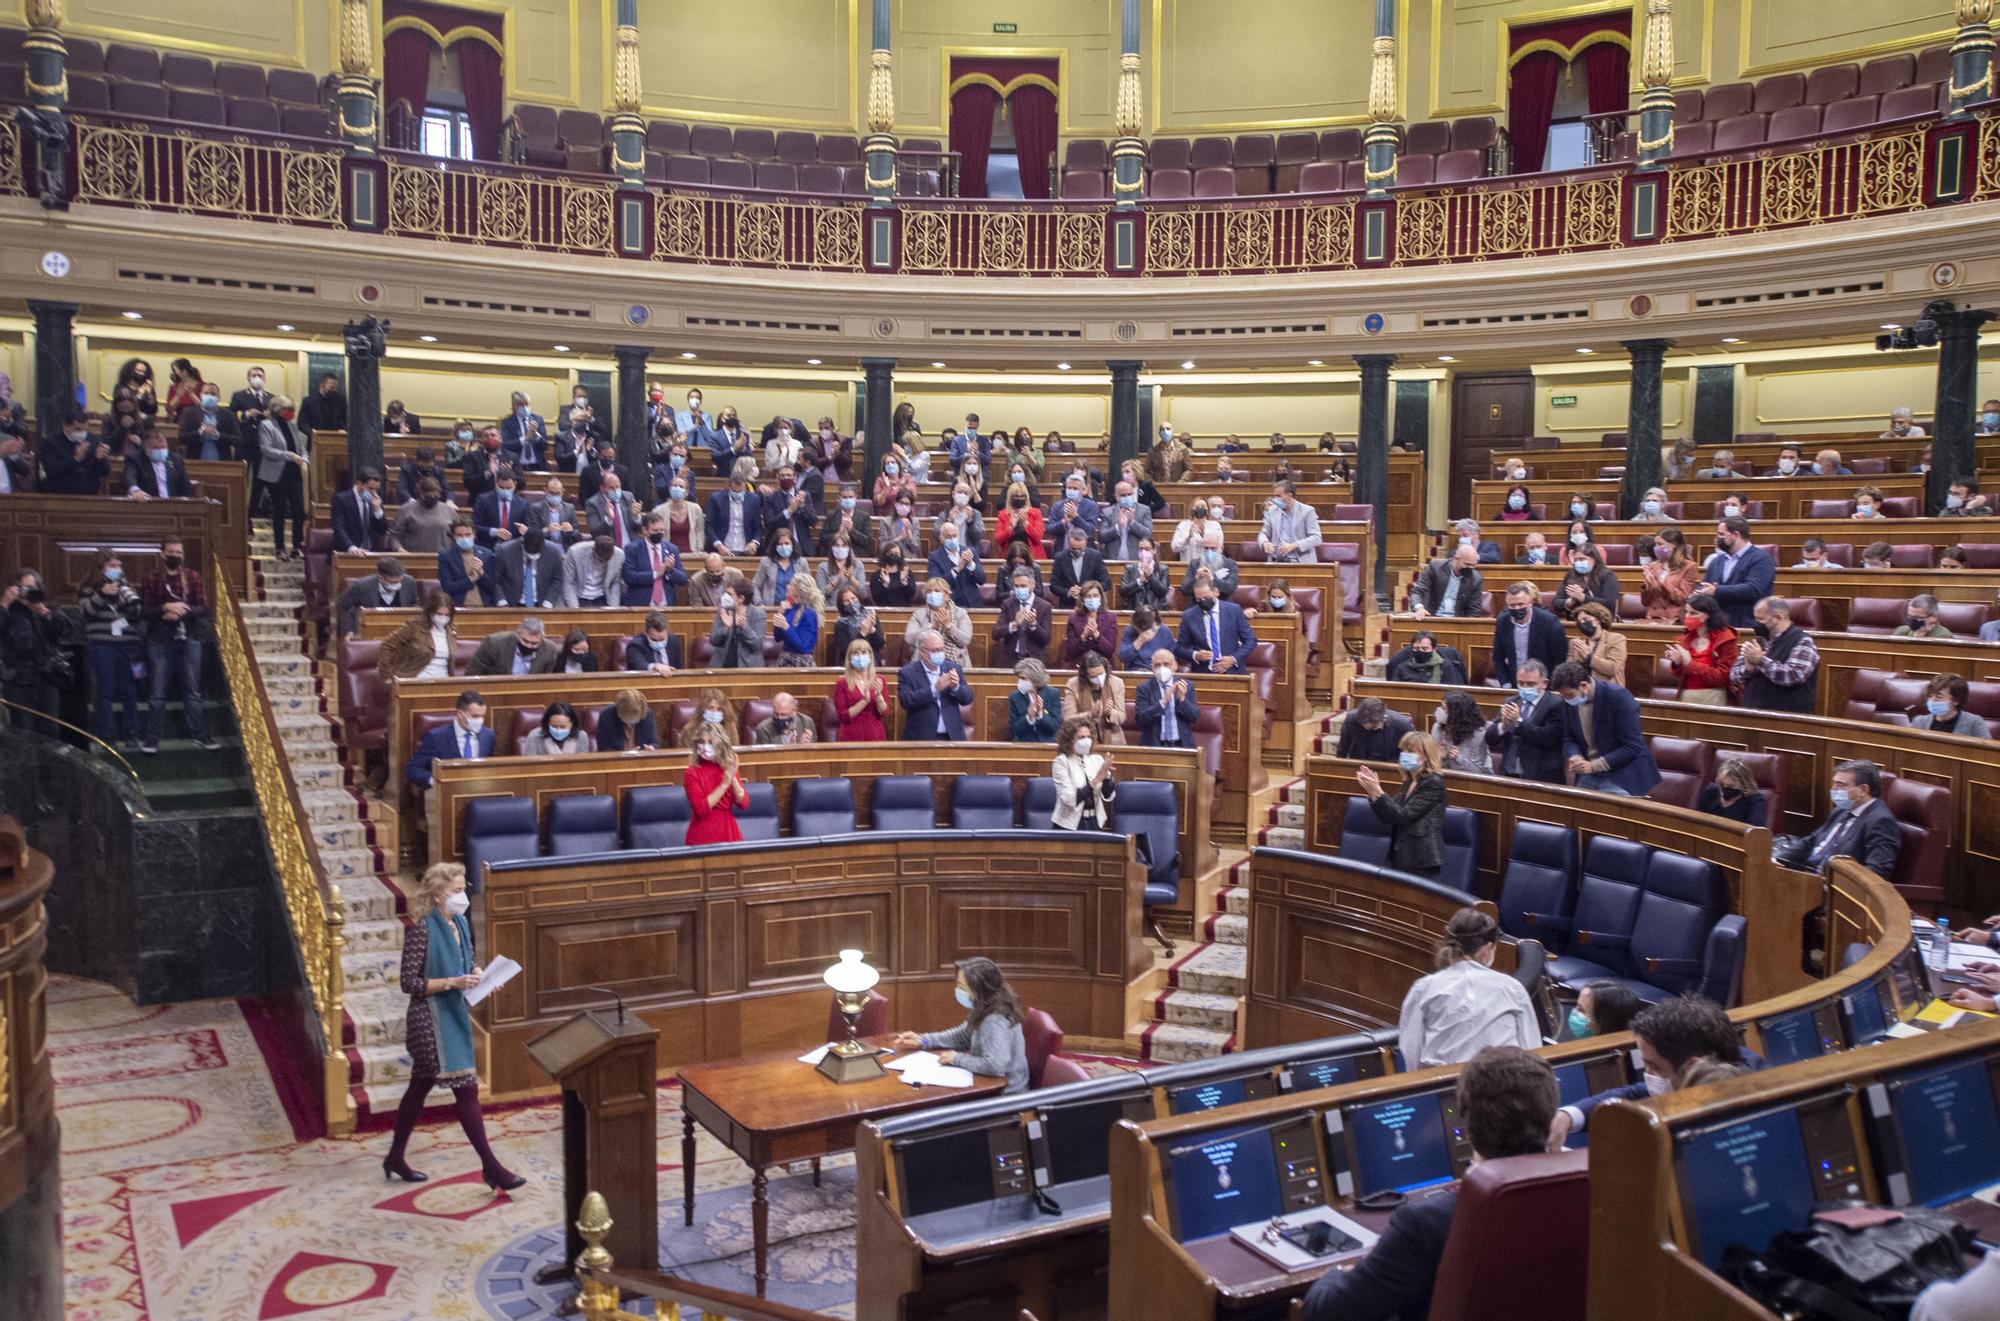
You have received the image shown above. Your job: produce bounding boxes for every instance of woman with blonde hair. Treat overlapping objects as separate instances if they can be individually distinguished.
[994,480,1046,558]
[383,862,524,1189]
[684,723,750,845]
[905,576,971,665]
[833,638,890,741]
[1009,658,1062,742]
[679,685,734,747]
[1354,731,1448,879]
[1396,908,1539,1069]
[775,572,822,667]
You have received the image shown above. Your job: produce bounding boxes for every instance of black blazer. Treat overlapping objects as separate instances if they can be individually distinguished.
[1782,796,1901,877]
[623,634,685,672]
[329,486,386,553]
[1298,1187,1457,1321]
[1369,774,1447,873]
[1336,713,1412,761]
[595,708,659,751]
[1048,547,1111,606]
[123,450,192,499]
[1489,605,1568,688]
[1696,784,1768,828]
[1487,693,1568,783]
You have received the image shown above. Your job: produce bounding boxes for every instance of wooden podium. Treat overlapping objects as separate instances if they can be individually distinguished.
[526,1008,660,1273]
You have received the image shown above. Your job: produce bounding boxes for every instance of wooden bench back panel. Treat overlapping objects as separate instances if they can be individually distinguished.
[184,460,250,592]
[1482,434,1996,484]
[0,495,221,601]
[1466,473,1926,523]
[1460,517,1998,563]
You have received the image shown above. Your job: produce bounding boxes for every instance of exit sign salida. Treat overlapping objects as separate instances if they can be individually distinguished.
[993,22,1017,33]
[1551,394,1579,408]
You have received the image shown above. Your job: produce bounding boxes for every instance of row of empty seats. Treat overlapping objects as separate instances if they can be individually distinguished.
[0,31,333,136]
[1673,48,1955,123]
[1061,121,1506,199]
[1664,84,1953,159]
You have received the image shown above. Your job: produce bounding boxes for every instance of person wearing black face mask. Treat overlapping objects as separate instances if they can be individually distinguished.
[1488,584,1565,688]
[2,570,62,735]
[1386,629,1469,685]
[1696,516,1775,630]
[871,553,917,608]
[138,538,217,752]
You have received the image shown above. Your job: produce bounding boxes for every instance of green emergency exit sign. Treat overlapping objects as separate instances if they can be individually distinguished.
[993,22,1017,32]
[1551,394,1579,408]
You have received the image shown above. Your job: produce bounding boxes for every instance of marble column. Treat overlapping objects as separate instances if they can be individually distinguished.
[861,357,896,492]
[28,300,75,439]
[335,0,378,155]
[864,0,897,204]
[1363,0,1401,197]
[341,318,387,479]
[1951,1,1997,119]
[1929,305,1995,512]
[614,346,653,480]
[1107,361,1143,478]
[23,0,66,117]
[609,0,645,187]
[1111,0,1144,208]
[1354,354,1395,603]
[1636,0,1676,168]
[1620,339,1673,517]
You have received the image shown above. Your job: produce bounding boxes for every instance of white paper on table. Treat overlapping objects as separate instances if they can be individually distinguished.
[905,1064,975,1088]
[798,1044,833,1065]
[1948,942,1996,968]
[1885,1022,1929,1040]
[463,955,522,1006]
[884,1051,938,1073]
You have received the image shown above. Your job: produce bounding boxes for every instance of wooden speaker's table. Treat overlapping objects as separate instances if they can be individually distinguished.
[676,1036,1006,1297]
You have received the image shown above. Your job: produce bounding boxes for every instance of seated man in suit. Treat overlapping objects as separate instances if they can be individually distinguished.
[1485,660,1566,783]
[336,556,419,641]
[1551,661,1660,796]
[177,382,240,462]
[123,435,193,501]
[1489,582,1568,688]
[1049,525,1111,608]
[1450,517,1503,565]
[398,447,453,505]
[751,690,816,745]
[500,390,549,470]
[1336,697,1413,761]
[1412,545,1485,618]
[928,521,988,608]
[491,526,563,608]
[899,628,974,740]
[330,467,387,554]
[472,466,529,548]
[1300,1047,1565,1321]
[404,690,491,791]
[1514,531,1553,566]
[1547,994,1762,1147]
[624,609,684,676]
[1135,649,1199,748]
[436,515,498,607]
[622,512,688,607]
[536,474,579,545]
[1696,516,1775,630]
[1773,758,1902,878]
[465,616,558,677]
[1175,577,1255,674]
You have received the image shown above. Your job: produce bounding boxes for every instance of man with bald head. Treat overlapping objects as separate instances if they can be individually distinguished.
[1413,544,1485,619]
[1135,648,1198,748]
[898,628,974,740]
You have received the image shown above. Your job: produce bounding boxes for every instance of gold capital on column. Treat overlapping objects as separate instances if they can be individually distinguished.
[868,48,895,135]
[24,0,64,28]
[1368,35,1400,125]
[338,0,372,77]
[1962,1,1995,25]
[1115,52,1142,138]
[1641,0,1675,90]
[614,23,642,114]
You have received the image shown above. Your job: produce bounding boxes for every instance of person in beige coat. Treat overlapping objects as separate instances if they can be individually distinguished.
[1060,650,1127,745]
[377,590,460,680]
[1566,601,1627,684]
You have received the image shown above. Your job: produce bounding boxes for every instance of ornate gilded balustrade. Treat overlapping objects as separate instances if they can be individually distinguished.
[46,107,2000,278]
[212,569,352,1135]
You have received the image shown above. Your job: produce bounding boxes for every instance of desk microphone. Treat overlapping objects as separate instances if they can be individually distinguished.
[579,986,627,1024]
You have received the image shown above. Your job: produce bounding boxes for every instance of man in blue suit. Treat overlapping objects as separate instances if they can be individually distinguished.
[1300,1048,1568,1321]
[1697,515,1775,630]
[1551,662,1660,796]
[1547,995,1765,1148]
[898,629,974,740]
[404,690,492,790]
[436,515,498,607]
[1134,648,1199,748]
[704,466,764,555]
[472,467,530,548]
[1175,579,1255,674]
[329,468,386,554]
[1489,582,1567,688]
[621,512,688,607]
[499,391,549,470]
[927,525,986,607]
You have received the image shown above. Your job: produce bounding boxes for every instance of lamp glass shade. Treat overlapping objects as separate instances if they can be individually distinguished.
[824,949,879,995]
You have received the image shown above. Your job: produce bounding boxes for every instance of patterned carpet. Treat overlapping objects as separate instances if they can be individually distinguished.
[52,976,1135,1319]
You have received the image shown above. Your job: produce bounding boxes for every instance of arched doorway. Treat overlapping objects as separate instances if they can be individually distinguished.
[947,57,1060,199]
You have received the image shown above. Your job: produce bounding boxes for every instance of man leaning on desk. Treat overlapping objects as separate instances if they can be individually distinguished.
[1298,1047,1564,1321]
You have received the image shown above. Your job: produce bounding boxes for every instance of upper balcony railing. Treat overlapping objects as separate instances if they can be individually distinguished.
[17,104,1999,280]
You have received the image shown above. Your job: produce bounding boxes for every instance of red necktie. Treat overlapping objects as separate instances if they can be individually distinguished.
[651,545,665,605]
[612,499,627,547]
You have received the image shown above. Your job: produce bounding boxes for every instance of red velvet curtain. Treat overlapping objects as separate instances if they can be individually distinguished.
[1508,50,1564,174]
[1011,84,1058,200]
[950,82,1001,199]
[383,28,436,123]
[1582,42,1631,118]
[455,39,503,162]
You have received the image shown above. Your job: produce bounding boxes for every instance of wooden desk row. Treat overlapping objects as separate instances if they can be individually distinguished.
[1466,472,1926,524]
[1482,433,1999,485]
[0,494,238,598]
[471,828,1149,1098]
[1376,614,2000,724]
[1345,678,2000,915]
[1439,516,2000,565]
[1447,563,2000,633]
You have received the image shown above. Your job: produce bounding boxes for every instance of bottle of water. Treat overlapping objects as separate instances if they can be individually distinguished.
[1927,917,1952,974]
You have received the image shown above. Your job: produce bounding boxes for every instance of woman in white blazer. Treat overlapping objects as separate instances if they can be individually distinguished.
[1049,715,1117,830]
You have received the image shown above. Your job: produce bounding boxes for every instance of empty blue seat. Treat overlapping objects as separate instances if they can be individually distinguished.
[624,785,690,849]
[461,796,541,891]
[738,782,780,841]
[950,775,1016,830]
[1498,820,1579,949]
[1695,916,1748,1006]
[790,777,856,837]
[547,794,619,856]
[1339,796,1392,867]
[1440,807,1478,893]
[1024,776,1060,828]
[1114,780,1182,954]
[872,775,935,832]
[1625,851,1728,998]
[1544,836,1649,988]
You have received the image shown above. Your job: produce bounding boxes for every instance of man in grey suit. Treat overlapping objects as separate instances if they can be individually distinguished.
[585,471,641,548]
[465,616,560,677]
[1098,479,1155,560]
[1258,480,1322,563]
[537,474,580,546]
[560,535,625,607]
[491,527,564,608]
[336,557,418,640]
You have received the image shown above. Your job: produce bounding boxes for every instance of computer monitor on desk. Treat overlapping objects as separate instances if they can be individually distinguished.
[1866,1055,2000,1224]
[1673,1090,1866,1272]
[1033,1087,1155,1190]
[1326,1086,1474,1200]
[1840,976,1895,1047]
[1161,1113,1326,1243]
[1281,1044,1389,1095]
[1550,1051,1634,1110]
[1165,1071,1279,1116]
[893,1117,1032,1220]
[1756,1003,1845,1066]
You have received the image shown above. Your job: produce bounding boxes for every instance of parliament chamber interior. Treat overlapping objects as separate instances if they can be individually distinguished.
[4,2,2000,1319]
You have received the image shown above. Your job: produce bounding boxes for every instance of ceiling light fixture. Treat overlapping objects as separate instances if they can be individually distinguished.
[552,344,570,352]
[1307,359,1323,366]
[931,361,946,368]
[1720,337,1741,344]
[1056,362,1071,370]
[121,310,142,320]
[806,358,822,365]
[681,351,697,359]
[1437,355,1457,363]
[276,323,295,332]
[1880,324,1901,331]
[1575,347,1595,355]
[419,334,438,343]
[1181,360,1195,370]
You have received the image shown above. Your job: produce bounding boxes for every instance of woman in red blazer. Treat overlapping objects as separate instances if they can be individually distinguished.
[1663,592,1739,705]
[993,481,1047,559]
[683,726,750,844]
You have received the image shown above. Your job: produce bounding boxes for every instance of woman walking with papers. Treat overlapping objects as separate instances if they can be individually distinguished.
[382,863,526,1190]
[891,956,1030,1093]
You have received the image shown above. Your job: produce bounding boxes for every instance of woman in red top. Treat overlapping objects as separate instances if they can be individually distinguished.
[683,726,750,844]
[993,481,1047,559]
[833,638,890,741]
[1663,592,1739,705]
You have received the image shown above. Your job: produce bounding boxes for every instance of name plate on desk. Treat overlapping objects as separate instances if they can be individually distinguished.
[1228,1205,1377,1272]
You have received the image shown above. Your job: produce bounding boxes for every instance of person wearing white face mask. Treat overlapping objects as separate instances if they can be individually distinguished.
[1007,658,1062,742]
[651,473,705,554]
[1048,715,1117,830]
[1354,732,1449,878]
[1119,537,1173,611]
[520,700,595,756]
[377,590,460,681]
[898,628,974,740]
[1062,651,1126,746]
[890,956,1029,1093]
[684,726,750,845]
[1136,649,1198,748]
[382,861,524,1190]
[124,431,192,500]
[1632,486,1674,523]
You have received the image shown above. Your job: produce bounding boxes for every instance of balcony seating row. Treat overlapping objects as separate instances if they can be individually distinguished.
[0,33,334,137]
